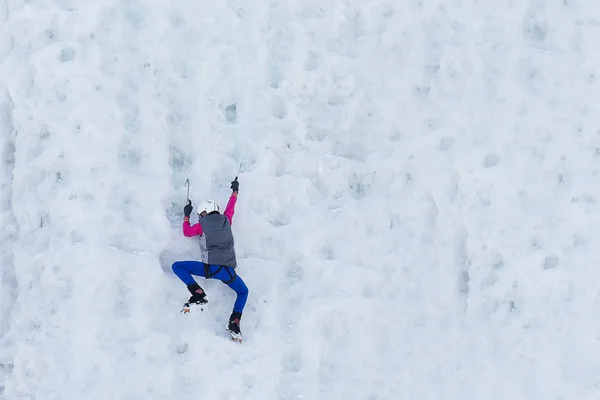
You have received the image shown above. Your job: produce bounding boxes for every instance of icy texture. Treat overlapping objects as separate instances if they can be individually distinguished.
[1,0,600,399]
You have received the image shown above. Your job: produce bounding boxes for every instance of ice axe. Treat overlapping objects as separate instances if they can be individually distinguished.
[234,162,242,182]
[184,178,190,203]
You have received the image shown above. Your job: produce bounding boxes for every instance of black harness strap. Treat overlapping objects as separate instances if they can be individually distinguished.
[204,263,214,279]
[222,267,237,285]
[204,264,237,284]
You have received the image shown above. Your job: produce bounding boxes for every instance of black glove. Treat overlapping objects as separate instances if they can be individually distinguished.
[230,178,239,193]
[184,200,193,217]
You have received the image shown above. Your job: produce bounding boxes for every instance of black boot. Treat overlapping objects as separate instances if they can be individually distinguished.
[181,283,208,314]
[227,311,242,342]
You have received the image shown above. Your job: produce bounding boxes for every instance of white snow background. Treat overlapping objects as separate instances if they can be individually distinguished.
[1,0,600,399]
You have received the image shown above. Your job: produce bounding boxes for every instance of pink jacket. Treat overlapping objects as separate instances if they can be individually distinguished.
[183,193,238,237]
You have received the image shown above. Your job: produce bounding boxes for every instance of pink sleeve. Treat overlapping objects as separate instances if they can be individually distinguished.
[183,219,203,237]
[223,193,238,224]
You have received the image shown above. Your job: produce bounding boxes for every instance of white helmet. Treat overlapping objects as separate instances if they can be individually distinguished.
[198,200,220,216]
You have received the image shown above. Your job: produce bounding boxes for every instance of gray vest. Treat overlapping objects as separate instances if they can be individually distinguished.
[198,213,237,268]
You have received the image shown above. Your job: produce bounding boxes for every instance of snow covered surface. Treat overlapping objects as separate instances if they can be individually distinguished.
[1,0,600,398]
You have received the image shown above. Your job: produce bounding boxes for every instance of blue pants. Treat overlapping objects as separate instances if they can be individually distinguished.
[172,261,248,314]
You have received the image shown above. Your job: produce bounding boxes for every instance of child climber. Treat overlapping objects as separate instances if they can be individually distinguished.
[172,178,248,342]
